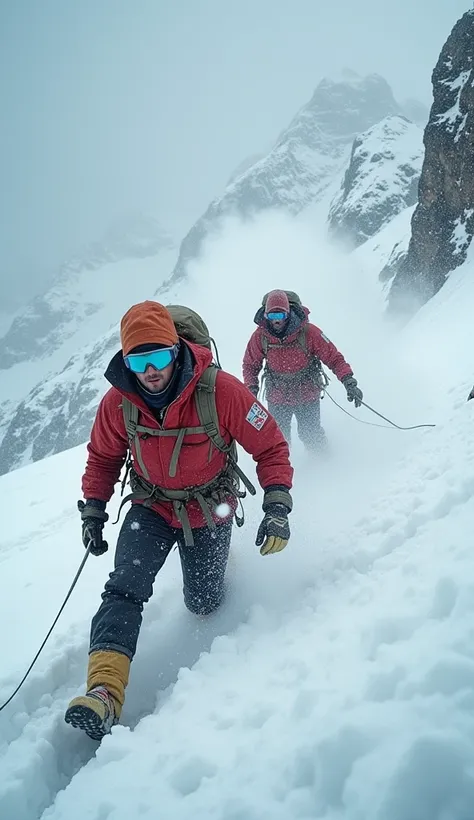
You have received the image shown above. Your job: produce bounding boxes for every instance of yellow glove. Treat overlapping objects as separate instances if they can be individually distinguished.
[256,505,290,556]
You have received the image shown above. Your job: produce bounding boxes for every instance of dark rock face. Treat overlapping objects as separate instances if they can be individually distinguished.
[169,73,401,283]
[389,10,474,313]
[328,115,423,248]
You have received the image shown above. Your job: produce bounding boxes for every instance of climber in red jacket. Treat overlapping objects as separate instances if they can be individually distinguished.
[242,289,364,451]
[65,300,293,740]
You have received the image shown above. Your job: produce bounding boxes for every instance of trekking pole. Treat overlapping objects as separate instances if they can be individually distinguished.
[0,546,91,713]
[324,390,436,431]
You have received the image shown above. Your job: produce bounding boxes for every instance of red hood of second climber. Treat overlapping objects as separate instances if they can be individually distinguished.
[254,302,310,347]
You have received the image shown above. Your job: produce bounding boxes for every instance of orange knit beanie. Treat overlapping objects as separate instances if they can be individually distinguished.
[120,301,179,355]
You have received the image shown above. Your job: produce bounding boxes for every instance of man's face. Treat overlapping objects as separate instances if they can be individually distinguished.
[268,317,287,332]
[135,361,175,393]
[266,310,289,333]
[124,344,179,393]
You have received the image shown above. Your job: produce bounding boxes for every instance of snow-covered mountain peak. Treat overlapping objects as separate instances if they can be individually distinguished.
[328,115,423,248]
[169,71,401,283]
[276,72,399,151]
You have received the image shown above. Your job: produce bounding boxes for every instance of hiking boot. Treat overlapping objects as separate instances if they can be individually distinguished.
[65,685,118,740]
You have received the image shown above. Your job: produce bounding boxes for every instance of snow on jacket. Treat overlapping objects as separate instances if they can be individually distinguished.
[242,305,353,405]
[82,340,293,528]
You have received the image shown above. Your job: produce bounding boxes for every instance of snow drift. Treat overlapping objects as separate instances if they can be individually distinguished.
[1,212,474,819]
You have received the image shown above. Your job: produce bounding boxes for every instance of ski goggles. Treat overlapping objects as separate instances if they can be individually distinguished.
[124,345,179,373]
[265,311,288,321]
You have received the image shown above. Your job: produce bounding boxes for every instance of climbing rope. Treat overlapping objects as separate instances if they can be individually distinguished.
[324,389,436,430]
[0,547,91,712]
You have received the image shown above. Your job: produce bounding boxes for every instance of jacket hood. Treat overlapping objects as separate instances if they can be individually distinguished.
[254,304,310,344]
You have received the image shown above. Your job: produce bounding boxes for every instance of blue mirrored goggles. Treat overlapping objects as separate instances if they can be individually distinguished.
[265,311,288,321]
[124,345,179,374]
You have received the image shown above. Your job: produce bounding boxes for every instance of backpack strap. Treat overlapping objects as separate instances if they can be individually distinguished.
[117,369,257,541]
[122,396,139,444]
[262,324,308,357]
[195,366,230,453]
[121,396,151,481]
[121,396,207,479]
[195,366,256,496]
[297,325,308,353]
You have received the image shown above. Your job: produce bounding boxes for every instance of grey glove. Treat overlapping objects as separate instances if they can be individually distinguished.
[342,375,363,408]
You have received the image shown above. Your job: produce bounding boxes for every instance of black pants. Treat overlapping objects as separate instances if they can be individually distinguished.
[90,505,232,660]
[268,400,326,450]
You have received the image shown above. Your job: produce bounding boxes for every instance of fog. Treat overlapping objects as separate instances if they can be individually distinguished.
[0,0,469,309]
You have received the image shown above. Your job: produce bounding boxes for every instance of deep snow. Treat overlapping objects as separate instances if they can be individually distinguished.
[1,213,474,820]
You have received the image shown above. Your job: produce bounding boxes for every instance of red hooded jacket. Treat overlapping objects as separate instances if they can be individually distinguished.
[83,341,293,528]
[242,305,353,405]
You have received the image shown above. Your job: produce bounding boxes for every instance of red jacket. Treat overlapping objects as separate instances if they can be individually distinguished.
[83,341,293,528]
[242,306,353,405]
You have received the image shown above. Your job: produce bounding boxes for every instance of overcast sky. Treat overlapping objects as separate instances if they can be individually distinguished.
[0,0,470,309]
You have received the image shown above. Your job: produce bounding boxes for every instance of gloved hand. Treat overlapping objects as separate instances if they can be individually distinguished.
[468,386,474,401]
[256,504,291,555]
[78,499,109,556]
[342,375,363,408]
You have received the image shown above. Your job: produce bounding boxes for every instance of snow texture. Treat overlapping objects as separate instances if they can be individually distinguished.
[355,206,416,292]
[0,218,176,475]
[328,115,423,247]
[1,211,474,819]
[451,208,474,256]
[436,69,471,143]
[169,72,400,283]
[0,213,174,371]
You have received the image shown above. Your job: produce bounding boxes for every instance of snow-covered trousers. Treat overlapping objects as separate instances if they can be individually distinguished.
[268,400,326,450]
[89,504,232,660]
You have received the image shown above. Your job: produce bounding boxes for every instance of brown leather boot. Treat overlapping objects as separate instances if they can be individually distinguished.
[65,650,130,740]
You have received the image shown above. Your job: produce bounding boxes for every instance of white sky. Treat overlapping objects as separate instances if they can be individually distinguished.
[0,0,471,307]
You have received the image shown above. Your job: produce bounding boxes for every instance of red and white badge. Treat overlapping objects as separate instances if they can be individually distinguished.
[246,402,268,431]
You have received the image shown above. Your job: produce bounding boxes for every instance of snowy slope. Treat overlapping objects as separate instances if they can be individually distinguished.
[353,205,417,296]
[0,222,176,474]
[328,115,423,248]
[2,215,474,819]
[0,265,183,476]
[170,72,400,283]
[0,213,174,372]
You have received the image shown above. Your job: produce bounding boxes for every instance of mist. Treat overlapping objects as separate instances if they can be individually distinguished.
[0,0,470,309]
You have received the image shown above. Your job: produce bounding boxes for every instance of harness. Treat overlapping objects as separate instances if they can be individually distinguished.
[261,326,329,396]
[116,365,256,546]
